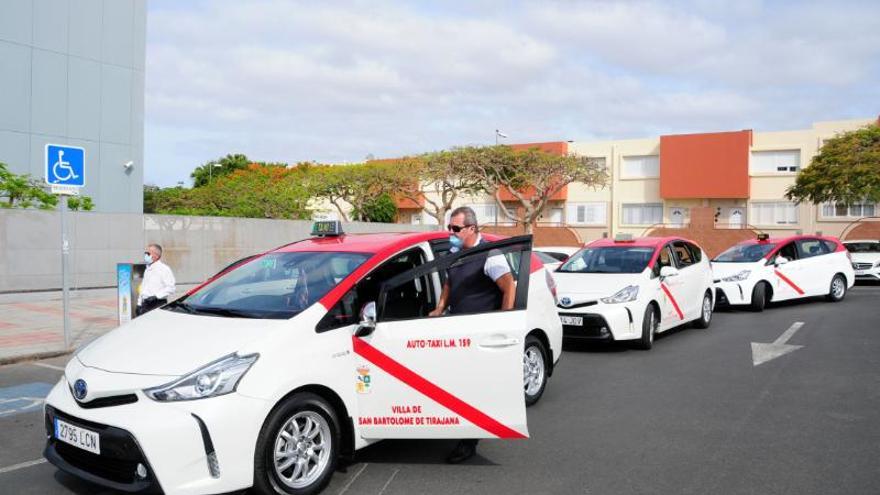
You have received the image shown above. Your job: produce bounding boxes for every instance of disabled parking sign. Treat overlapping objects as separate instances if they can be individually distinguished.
[45,144,85,194]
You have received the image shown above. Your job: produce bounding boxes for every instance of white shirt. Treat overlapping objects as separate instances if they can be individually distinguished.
[139,259,176,304]
[471,235,512,282]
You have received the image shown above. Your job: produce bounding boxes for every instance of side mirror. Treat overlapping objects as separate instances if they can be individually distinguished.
[354,302,377,337]
[775,256,789,266]
[659,266,679,278]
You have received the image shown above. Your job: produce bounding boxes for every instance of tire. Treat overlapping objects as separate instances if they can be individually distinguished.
[253,393,340,495]
[826,274,847,302]
[693,291,713,329]
[634,304,657,350]
[523,334,548,407]
[749,282,768,312]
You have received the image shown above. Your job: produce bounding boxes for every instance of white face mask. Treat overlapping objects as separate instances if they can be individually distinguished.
[144,253,153,264]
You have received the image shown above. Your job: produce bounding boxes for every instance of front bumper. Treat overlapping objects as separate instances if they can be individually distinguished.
[559,303,640,341]
[713,280,751,306]
[853,267,880,281]
[43,377,270,495]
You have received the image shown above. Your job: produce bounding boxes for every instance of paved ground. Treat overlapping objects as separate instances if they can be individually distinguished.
[0,284,878,494]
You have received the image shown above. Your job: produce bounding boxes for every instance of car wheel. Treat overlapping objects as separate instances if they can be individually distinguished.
[750,282,768,312]
[693,291,712,329]
[253,393,339,495]
[634,305,657,350]
[826,274,847,302]
[523,335,548,407]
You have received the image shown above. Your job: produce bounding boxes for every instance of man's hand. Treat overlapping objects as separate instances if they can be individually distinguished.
[428,307,444,317]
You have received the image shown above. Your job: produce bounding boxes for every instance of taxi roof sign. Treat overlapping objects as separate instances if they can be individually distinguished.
[756,233,770,241]
[312,220,344,237]
[614,233,634,242]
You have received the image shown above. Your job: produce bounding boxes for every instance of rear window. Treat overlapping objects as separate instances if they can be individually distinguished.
[558,246,655,274]
[844,242,880,253]
[712,243,776,263]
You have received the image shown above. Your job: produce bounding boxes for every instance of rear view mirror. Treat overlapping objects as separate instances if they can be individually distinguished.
[660,266,679,278]
[775,256,789,266]
[354,302,377,337]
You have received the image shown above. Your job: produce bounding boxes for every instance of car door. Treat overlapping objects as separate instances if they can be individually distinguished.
[795,238,831,295]
[655,243,687,328]
[354,236,532,440]
[770,241,804,300]
[670,241,702,319]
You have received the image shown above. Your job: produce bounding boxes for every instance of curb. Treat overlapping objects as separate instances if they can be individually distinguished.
[0,349,73,367]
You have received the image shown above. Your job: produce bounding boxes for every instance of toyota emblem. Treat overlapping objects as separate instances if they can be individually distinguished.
[560,297,572,307]
[73,379,87,401]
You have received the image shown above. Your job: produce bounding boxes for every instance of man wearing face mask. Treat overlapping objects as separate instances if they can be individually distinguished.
[428,206,516,463]
[137,243,176,316]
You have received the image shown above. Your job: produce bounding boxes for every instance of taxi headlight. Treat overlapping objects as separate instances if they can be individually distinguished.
[721,270,751,282]
[600,285,639,304]
[144,353,258,402]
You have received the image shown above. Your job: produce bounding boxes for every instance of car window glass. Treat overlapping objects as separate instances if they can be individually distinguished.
[845,242,880,253]
[687,243,702,263]
[653,245,675,277]
[316,248,429,331]
[796,239,828,259]
[672,241,695,267]
[776,242,798,261]
[821,240,839,253]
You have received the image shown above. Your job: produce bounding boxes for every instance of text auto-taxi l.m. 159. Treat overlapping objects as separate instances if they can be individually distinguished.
[42,223,562,495]
[711,234,854,311]
[552,236,715,350]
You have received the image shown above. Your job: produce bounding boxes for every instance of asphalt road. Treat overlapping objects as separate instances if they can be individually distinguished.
[2,284,879,495]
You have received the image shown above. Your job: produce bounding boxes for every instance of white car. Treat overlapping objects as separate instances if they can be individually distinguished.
[553,236,715,350]
[534,246,580,272]
[844,240,880,281]
[711,234,855,311]
[42,225,562,495]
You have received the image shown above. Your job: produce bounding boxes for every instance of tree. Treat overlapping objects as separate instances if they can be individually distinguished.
[191,153,251,188]
[66,196,95,211]
[310,162,399,222]
[468,146,609,234]
[354,193,397,223]
[388,153,484,231]
[0,162,57,209]
[786,124,880,206]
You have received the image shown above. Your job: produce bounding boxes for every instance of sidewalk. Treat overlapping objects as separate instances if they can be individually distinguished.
[0,285,196,364]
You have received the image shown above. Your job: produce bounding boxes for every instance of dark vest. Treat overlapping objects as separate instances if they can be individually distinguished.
[447,245,503,315]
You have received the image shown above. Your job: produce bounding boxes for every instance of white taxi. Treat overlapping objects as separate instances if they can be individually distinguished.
[553,236,714,350]
[711,234,855,311]
[43,223,561,495]
[844,239,880,281]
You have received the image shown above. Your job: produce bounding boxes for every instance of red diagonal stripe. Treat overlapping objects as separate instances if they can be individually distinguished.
[774,270,804,295]
[352,336,526,439]
[660,283,684,320]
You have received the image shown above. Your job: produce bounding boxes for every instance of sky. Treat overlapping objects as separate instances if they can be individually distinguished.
[143,0,880,187]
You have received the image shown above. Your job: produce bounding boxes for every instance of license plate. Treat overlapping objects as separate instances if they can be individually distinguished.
[560,315,583,326]
[55,418,100,455]
[855,270,866,275]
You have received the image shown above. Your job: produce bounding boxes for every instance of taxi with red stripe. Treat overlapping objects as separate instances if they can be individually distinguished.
[711,234,854,311]
[43,221,561,495]
[552,235,714,349]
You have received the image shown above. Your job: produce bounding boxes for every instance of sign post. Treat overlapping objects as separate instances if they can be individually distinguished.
[45,144,85,350]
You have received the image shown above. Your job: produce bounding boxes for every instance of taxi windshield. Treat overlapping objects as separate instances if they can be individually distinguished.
[558,246,655,274]
[168,251,370,319]
[844,242,880,253]
[712,243,776,263]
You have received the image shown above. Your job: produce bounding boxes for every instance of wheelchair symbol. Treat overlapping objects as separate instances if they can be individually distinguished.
[51,150,79,183]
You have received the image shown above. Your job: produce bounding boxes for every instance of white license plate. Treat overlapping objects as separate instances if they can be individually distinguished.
[855,270,866,275]
[55,418,100,455]
[560,315,583,326]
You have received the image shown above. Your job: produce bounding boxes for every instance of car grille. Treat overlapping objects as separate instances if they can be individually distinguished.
[561,313,612,339]
[853,263,873,270]
[77,394,138,409]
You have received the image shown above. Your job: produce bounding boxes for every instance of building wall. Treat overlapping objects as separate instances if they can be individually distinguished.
[0,0,146,213]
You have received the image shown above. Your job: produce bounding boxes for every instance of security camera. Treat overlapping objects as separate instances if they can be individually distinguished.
[123,161,134,170]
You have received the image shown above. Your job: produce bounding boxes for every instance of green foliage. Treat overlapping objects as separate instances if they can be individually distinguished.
[354,193,397,223]
[309,162,400,221]
[0,162,58,209]
[190,153,251,188]
[786,124,880,205]
[66,196,95,211]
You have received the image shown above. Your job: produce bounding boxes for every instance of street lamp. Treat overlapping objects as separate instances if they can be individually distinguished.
[495,129,508,145]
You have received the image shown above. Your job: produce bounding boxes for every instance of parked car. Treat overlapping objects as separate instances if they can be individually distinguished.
[843,239,880,282]
[711,234,855,311]
[553,236,714,350]
[534,246,581,271]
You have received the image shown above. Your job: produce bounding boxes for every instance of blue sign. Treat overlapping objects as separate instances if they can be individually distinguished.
[45,144,85,187]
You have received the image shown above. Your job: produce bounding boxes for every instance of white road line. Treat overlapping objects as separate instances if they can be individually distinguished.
[337,463,369,495]
[0,458,47,475]
[30,362,65,372]
[377,468,400,495]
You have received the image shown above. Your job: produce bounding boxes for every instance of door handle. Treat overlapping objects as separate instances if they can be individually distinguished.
[479,337,520,348]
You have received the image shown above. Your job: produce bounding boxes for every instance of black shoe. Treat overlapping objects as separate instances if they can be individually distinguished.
[445,440,478,464]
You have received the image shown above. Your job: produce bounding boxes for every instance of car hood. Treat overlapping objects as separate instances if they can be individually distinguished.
[553,272,644,302]
[710,261,763,279]
[850,253,880,264]
[76,308,289,376]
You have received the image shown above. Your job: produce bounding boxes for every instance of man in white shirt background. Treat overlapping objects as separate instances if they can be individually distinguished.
[137,243,176,316]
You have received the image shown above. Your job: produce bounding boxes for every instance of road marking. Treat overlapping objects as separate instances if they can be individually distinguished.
[337,463,368,495]
[378,468,400,495]
[751,321,805,366]
[30,362,65,371]
[0,383,53,417]
[0,458,47,475]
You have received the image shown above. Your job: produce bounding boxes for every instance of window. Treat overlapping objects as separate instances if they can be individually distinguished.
[775,242,798,262]
[466,203,498,224]
[622,155,659,178]
[751,150,800,174]
[796,239,829,259]
[821,202,876,219]
[668,207,689,226]
[622,203,663,225]
[686,242,702,263]
[566,202,607,225]
[559,246,655,274]
[652,245,675,277]
[749,202,798,226]
[672,241,695,267]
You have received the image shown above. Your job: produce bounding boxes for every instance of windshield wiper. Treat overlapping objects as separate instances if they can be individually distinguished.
[164,300,197,314]
[186,306,264,319]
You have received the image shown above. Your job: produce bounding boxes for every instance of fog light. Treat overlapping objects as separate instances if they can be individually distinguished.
[600,327,609,336]
[135,463,147,479]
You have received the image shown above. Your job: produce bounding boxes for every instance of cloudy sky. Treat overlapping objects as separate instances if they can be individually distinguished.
[144,0,880,187]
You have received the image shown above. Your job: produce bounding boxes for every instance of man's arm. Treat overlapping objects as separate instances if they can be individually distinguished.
[156,265,176,300]
[495,273,515,310]
[429,281,450,317]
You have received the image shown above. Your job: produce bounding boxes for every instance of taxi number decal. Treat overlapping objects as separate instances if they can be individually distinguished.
[774,270,805,295]
[352,336,526,439]
[660,283,684,320]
